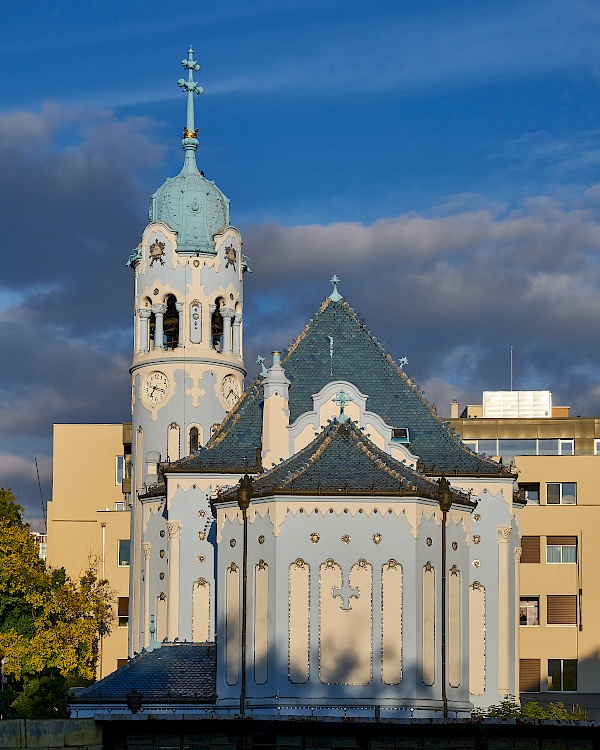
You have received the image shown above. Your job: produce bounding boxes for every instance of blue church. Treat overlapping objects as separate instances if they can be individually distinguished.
[71,50,522,722]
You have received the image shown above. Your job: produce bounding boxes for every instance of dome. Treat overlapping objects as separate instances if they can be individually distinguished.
[148,47,230,255]
[149,155,230,255]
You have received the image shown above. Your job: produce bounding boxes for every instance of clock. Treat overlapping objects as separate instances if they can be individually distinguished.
[221,374,241,409]
[143,371,169,404]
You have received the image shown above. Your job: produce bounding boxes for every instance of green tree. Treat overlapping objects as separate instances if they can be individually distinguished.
[0,487,113,718]
[472,696,588,721]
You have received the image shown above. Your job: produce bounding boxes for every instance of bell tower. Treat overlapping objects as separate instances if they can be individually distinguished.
[127,49,247,653]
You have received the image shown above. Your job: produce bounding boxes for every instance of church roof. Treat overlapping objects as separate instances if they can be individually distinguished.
[71,644,216,705]
[170,297,511,478]
[216,419,473,505]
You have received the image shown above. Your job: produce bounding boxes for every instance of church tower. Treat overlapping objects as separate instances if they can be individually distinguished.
[127,49,246,653]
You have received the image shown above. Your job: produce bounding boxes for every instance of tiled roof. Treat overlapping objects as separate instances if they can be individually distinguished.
[169,298,512,478]
[71,644,216,704]
[216,419,473,506]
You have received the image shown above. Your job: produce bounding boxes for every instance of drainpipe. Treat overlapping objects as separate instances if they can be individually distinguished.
[437,476,453,720]
[100,522,107,679]
[237,474,254,716]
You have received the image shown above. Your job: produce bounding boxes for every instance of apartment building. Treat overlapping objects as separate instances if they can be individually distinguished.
[449,390,600,716]
[46,423,132,678]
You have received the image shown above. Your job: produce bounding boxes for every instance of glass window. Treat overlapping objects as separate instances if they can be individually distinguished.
[519,483,540,504]
[595,439,600,456]
[116,456,124,485]
[559,440,574,456]
[117,597,129,628]
[548,659,577,691]
[499,439,537,455]
[520,597,539,626]
[463,440,477,451]
[118,539,131,566]
[547,482,577,505]
[478,439,498,456]
[547,544,576,563]
[538,439,559,456]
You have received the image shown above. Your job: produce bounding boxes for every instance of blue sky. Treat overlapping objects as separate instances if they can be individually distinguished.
[3,0,600,524]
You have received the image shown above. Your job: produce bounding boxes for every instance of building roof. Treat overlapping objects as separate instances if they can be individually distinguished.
[216,418,474,505]
[71,644,216,705]
[169,297,512,478]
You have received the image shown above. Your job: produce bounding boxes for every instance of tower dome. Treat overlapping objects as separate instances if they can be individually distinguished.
[149,48,230,255]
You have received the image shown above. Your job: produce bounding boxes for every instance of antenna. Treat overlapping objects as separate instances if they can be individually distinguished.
[35,457,47,533]
[510,346,513,391]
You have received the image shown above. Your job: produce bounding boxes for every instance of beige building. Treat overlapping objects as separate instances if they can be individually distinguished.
[46,423,132,678]
[449,391,600,716]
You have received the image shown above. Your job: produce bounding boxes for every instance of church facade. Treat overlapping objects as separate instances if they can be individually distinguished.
[72,50,523,719]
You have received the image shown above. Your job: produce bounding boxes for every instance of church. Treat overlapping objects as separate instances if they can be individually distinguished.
[71,49,523,721]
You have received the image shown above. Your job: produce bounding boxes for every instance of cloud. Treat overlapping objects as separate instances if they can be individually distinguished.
[241,190,600,419]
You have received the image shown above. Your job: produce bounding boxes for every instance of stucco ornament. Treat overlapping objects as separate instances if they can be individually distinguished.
[149,239,166,267]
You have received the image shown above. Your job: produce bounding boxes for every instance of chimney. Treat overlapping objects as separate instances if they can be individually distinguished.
[450,399,459,419]
[261,352,291,466]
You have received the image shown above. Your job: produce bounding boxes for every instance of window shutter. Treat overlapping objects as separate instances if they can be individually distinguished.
[118,597,129,617]
[547,595,577,624]
[547,536,577,546]
[521,536,540,564]
[519,658,541,692]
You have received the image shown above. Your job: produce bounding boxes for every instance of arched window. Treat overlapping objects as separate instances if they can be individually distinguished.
[211,298,224,350]
[163,295,179,349]
[189,426,199,453]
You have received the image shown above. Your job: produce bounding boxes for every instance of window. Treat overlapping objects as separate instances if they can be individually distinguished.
[538,439,559,456]
[118,539,131,567]
[547,595,577,625]
[546,536,577,563]
[548,659,577,691]
[118,597,129,628]
[163,294,179,349]
[520,659,541,692]
[558,439,574,455]
[519,483,540,505]
[116,658,128,669]
[116,456,124,485]
[521,536,541,564]
[499,439,536,456]
[520,597,539,626]
[595,439,600,456]
[189,426,199,453]
[477,439,498,456]
[392,428,409,442]
[547,482,576,505]
[115,501,125,512]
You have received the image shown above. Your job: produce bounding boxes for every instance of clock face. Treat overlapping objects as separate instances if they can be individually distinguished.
[143,371,169,404]
[221,374,241,409]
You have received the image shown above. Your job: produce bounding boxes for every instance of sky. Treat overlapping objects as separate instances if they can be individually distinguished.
[3,0,600,526]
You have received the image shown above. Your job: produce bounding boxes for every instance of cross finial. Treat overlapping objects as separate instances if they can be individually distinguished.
[329,274,343,302]
[177,47,203,156]
[398,356,409,369]
[332,389,353,422]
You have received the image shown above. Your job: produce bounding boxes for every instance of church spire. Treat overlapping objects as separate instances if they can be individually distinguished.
[177,47,203,168]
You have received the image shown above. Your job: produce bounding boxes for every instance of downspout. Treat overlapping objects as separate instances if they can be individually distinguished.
[438,477,453,720]
[100,522,106,679]
[237,474,253,716]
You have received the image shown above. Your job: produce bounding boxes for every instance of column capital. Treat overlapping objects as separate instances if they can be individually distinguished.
[514,547,522,563]
[142,542,151,560]
[175,301,184,313]
[152,303,166,315]
[497,525,512,543]
[138,308,152,319]
[167,520,183,538]
[220,307,236,319]
[233,314,243,325]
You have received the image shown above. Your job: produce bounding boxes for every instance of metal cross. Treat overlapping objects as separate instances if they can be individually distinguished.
[178,47,203,137]
[332,573,360,611]
[329,274,343,302]
[332,389,353,422]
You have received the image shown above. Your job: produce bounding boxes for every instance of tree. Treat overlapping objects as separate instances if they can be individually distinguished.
[0,487,113,718]
[472,696,588,721]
